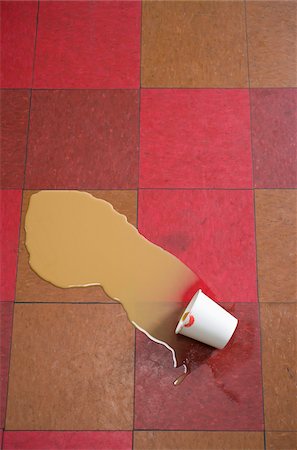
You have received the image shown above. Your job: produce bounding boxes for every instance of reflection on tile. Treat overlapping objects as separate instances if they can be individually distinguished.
[6,304,134,430]
[266,432,297,450]
[0,90,30,189]
[134,431,264,450]
[0,191,22,302]
[246,1,297,87]
[140,89,252,188]
[141,1,248,87]
[3,431,132,450]
[34,1,140,88]
[16,190,137,303]
[138,189,257,302]
[0,1,37,88]
[251,89,297,188]
[255,190,297,302]
[0,303,13,428]
[261,303,297,431]
[25,90,139,189]
[135,303,263,430]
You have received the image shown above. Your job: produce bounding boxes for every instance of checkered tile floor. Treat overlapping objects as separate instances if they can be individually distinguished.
[1,1,296,449]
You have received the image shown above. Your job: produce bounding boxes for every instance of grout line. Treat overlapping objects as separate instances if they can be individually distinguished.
[31,0,40,89]
[1,87,297,91]
[2,185,26,430]
[13,300,297,305]
[2,298,15,432]
[133,2,142,445]
[3,428,278,434]
[244,0,266,445]
[1,187,297,191]
[14,301,119,305]
[22,0,40,190]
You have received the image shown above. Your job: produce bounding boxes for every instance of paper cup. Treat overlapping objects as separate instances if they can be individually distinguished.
[175,290,238,349]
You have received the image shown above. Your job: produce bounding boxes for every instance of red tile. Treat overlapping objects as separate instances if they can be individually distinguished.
[139,90,252,189]
[138,189,257,302]
[25,90,139,189]
[135,303,263,430]
[0,303,13,428]
[0,191,22,301]
[251,89,297,188]
[34,1,140,88]
[1,2,37,88]
[3,432,132,450]
[1,90,30,189]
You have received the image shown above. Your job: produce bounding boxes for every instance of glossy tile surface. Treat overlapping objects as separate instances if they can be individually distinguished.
[246,1,297,87]
[251,89,297,188]
[255,190,297,302]
[266,432,297,450]
[0,2,37,88]
[135,303,263,430]
[6,304,134,430]
[0,303,13,428]
[25,90,139,189]
[141,1,248,87]
[260,303,297,431]
[16,190,137,302]
[3,432,132,450]
[140,89,252,188]
[0,90,30,189]
[138,189,257,302]
[134,432,264,450]
[34,1,140,88]
[0,191,22,302]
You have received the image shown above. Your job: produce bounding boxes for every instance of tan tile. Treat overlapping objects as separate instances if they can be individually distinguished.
[141,1,248,87]
[266,432,297,450]
[134,432,264,450]
[5,303,134,430]
[16,190,137,302]
[260,303,297,431]
[246,1,297,87]
[255,190,297,302]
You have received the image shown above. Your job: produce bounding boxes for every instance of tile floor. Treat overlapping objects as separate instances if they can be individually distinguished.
[0,1,296,450]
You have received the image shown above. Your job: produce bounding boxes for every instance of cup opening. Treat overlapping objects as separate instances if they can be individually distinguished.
[175,289,202,334]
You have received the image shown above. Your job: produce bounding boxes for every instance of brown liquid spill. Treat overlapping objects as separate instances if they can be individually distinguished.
[25,190,202,371]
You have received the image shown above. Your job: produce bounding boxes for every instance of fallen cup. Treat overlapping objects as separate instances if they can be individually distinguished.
[175,290,238,349]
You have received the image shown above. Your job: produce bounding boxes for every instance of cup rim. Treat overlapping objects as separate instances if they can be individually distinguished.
[175,289,202,334]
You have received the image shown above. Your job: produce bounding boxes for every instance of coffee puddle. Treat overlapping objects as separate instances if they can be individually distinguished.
[25,190,214,382]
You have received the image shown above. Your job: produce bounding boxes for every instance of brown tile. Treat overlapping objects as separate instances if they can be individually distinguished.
[16,190,137,303]
[5,303,134,430]
[266,432,297,450]
[255,190,297,302]
[246,1,297,87]
[141,1,248,87]
[0,303,13,428]
[260,303,297,431]
[134,432,264,450]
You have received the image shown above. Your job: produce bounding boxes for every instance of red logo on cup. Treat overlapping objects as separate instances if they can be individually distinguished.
[184,314,195,328]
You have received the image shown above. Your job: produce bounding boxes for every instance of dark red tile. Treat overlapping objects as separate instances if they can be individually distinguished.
[25,90,139,189]
[135,303,263,430]
[251,89,297,188]
[0,303,13,428]
[34,1,140,88]
[0,191,22,301]
[0,90,30,189]
[140,89,252,188]
[1,2,37,88]
[3,432,132,450]
[138,189,257,302]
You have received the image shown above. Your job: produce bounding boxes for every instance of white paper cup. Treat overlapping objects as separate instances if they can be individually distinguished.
[175,290,238,349]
